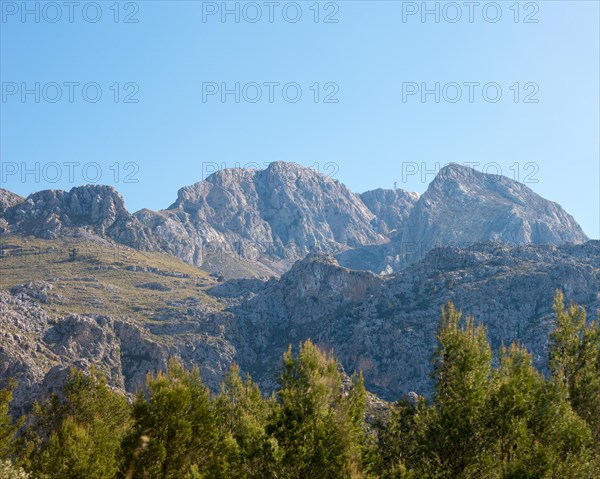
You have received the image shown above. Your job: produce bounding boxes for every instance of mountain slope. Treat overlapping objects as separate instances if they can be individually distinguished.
[1,233,598,410]
[217,241,600,399]
[339,163,589,273]
[402,163,588,250]
[1,163,389,278]
[360,188,419,237]
[129,162,387,276]
[1,162,590,278]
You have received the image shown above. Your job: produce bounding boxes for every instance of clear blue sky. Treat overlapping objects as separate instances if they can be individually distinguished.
[1,1,598,238]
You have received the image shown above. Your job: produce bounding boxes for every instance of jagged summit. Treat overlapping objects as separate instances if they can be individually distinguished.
[0,188,24,216]
[431,162,539,199]
[173,162,341,208]
[2,185,133,239]
[155,161,385,273]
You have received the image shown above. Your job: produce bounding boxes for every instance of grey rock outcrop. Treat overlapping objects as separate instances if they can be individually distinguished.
[0,189,24,234]
[0,288,172,413]
[0,162,591,279]
[340,163,590,273]
[0,189,23,215]
[2,185,139,241]
[226,241,600,399]
[401,163,588,254]
[360,188,419,237]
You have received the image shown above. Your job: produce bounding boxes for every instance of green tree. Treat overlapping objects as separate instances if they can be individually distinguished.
[213,365,276,478]
[124,358,221,479]
[528,380,597,478]
[268,340,366,479]
[421,303,493,478]
[23,367,130,479]
[0,379,22,460]
[549,290,600,441]
[347,371,369,474]
[480,342,597,478]
[376,396,425,479]
[481,343,543,477]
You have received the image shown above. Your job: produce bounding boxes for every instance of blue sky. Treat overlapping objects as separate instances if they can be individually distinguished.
[1,0,598,238]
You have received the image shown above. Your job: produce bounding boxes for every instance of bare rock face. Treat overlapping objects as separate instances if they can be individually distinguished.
[0,285,239,414]
[2,185,138,240]
[0,289,170,413]
[340,163,590,273]
[0,163,591,279]
[163,162,386,261]
[228,241,600,399]
[221,253,385,392]
[0,190,24,234]
[0,290,53,411]
[0,189,23,215]
[401,163,588,256]
[360,188,419,237]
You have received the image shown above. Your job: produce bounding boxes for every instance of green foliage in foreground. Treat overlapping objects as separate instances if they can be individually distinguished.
[0,291,598,478]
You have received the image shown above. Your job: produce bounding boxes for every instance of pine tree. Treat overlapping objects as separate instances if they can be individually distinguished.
[268,340,366,479]
[549,290,600,441]
[420,303,493,478]
[124,358,221,479]
[213,365,276,479]
[475,341,598,478]
[347,371,368,474]
[0,379,22,460]
[481,343,543,477]
[23,367,130,479]
[376,396,425,479]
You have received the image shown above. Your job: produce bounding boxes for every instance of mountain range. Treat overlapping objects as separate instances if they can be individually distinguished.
[0,162,597,412]
[0,162,589,278]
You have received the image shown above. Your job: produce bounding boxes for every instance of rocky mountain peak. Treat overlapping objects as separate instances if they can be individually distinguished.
[401,163,588,254]
[173,167,258,210]
[430,162,533,199]
[155,162,386,272]
[1,162,590,279]
[2,185,132,239]
[0,189,24,214]
[360,188,419,237]
[435,161,479,179]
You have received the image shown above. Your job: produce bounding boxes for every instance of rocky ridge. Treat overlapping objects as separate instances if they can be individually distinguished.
[1,162,589,278]
[1,162,597,411]
[0,240,598,411]
[224,241,600,398]
[360,188,419,238]
[338,163,589,273]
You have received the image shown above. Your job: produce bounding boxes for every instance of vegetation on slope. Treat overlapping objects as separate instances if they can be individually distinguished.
[0,235,221,321]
